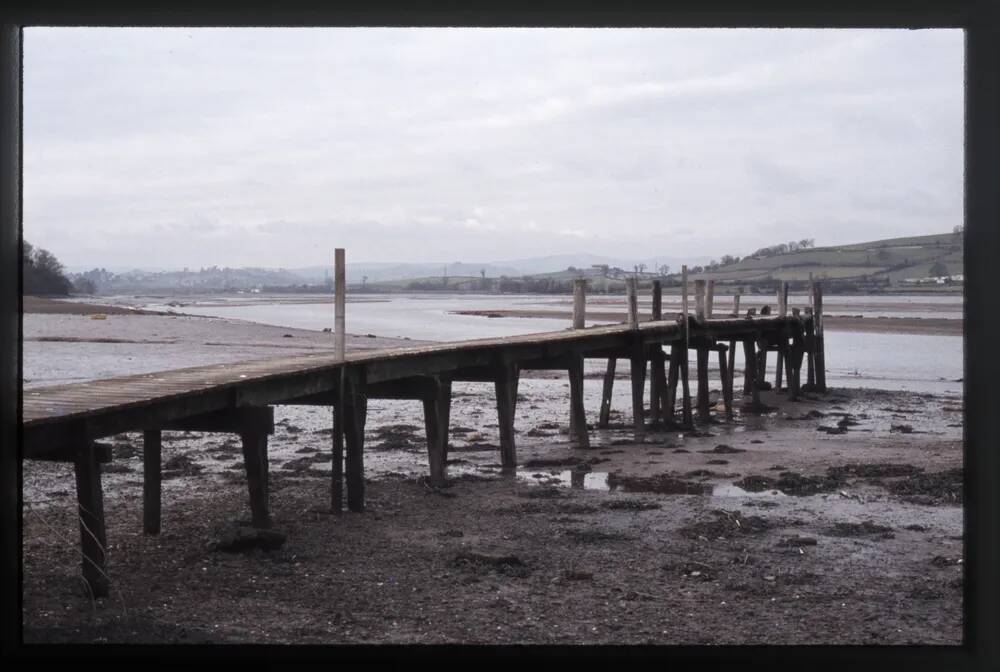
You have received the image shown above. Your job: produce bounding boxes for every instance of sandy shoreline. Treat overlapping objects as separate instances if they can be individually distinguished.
[20,306,963,645]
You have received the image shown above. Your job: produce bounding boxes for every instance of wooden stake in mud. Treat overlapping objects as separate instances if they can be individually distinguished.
[568,355,590,449]
[75,441,109,598]
[495,363,519,468]
[727,289,741,392]
[679,267,693,427]
[598,357,616,429]
[422,376,450,487]
[572,278,586,330]
[241,428,270,527]
[569,279,589,441]
[805,306,816,389]
[743,337,761,408]
[626,277,644,434]
[626,276,639,329]
[343,366,367,512]
[649,280,667,424]
[812,281,826,392]
[335,248,346,360]
[718,346,734,419]
[693,279,710,421]
[142,429,161,535]
[775,281,788,389]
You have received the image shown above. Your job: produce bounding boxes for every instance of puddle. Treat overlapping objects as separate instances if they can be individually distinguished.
[515,469,610,491]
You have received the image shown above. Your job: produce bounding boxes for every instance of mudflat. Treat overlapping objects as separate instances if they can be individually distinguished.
[22,360,963,644]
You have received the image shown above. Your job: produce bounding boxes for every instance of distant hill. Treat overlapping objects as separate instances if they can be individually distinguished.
[690,231,963,290]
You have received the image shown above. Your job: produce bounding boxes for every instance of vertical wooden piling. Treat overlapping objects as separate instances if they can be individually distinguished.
[74,442,109,598]
[775,281,788,390]
[630,348,646,435]
[241,429,270,528]
[743,337,761,407]
[568,356,590,449]
[812,281,826,392]
[727,289,741,392]
[334,248,346,360]
[598,358,616,429]
[572,278,586,330]
[694,279,706,321]
[331,381,344,514]
[343,366,367,512]
[649,281,667,424]
[626,277,643,434]
[422,377,450,487]
[705,279,715,318]
[693,279,709,422]
[663,341,681,425]
[495,364,518,468]
[718,348,734,419]
[679,267,692,427]
[805,307,816,389]
[626,277,639,329]
[142,429,161,535]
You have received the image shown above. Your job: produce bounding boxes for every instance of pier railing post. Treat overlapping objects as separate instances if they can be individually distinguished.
[693,279,710,422]
[334,248,346,360]
[649,280,667,425]
[572,278,586,330]
[705,279,715,318]
[626,277,644,435]
[678,266,693,427]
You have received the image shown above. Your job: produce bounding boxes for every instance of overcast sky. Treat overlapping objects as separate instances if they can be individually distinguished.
[24,27,963,270]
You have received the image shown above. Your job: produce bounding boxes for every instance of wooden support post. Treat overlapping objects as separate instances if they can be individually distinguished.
[733,289,742,317]
[568,356,590,449]
[572,278,586,330]
[681,266,689,343]
[626,277,639,329]
[240,429,270,528]
[495,364,518,468]
[727,290,740,392]
[334,248,346,360]
[663,341,681,425]
[331,377,344,514]
[74,442,109,598]
[343,367,367,512]
[694,279,706,322]
[775,348,784,391]
[812,281,826,392]
[679,341,693,428]
[142,429,161,535]
[705,279,715,318]
[630,340,646,435]
[422,377,450,487]
[743,338,761,408]
[598,358,616,429]
[649,281,666,424]
[774,281,789,390]
[804,307,816,390]
[696,346,710,422]
[718,348,734,419]
[441,378,452,463]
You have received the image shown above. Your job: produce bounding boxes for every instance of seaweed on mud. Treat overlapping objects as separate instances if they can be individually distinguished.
[607,473,711,495]
[700,444,746,454]
[518,487,565,499]
[679,509,777,540]
[600,498,661,511]
[827,463,925,479]
[734,471,844,496]
[885,469,963,504]
[162,454,203,479]
[825,521,895,538]
[562,528,634,543]
[452,552,531,578]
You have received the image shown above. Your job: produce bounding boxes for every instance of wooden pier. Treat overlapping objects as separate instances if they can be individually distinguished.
[22,276,825,598]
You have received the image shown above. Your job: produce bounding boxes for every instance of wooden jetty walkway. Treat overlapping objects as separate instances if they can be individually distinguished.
[22,267,827,598]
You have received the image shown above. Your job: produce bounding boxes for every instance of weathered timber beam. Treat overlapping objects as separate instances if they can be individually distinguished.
[156,406,274,435]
